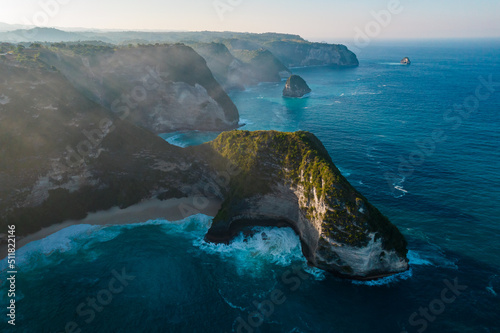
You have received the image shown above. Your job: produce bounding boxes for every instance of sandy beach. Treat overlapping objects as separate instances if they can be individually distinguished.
[0,197,222,260]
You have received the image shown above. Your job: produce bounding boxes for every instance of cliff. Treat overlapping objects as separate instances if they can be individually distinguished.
[38,44,239,132]
[201,131,408,279]
[0,63,216,235]
[190,42,248,91]
[283,75,312,98]
[192,42,291,90]
[230,48,291,83]
[1,31,359,93]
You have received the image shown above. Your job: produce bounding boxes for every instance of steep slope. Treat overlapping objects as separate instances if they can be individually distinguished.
[0,62,407,280]
[1,30,359,70]
[0,63,215,235]
[192,42,291,90]
[229,48,291,83]
[190,42,248,90]
[38,44,239,132]
[200,131,408,279]
[283,75,312,98]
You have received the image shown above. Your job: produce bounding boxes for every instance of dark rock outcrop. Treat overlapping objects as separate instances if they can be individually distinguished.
[283,75,312,98]
[401,57,411,65]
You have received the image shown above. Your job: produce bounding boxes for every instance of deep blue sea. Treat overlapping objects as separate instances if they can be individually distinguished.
[2,40,500,332]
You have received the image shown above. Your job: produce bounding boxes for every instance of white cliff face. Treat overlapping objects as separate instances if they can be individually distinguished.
[218,180,408,279]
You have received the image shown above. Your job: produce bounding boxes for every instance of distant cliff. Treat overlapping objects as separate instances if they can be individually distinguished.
[191,39,358,92]
[264,41,359,67]
[230,48,291,82]
[39,44,239,132]
[0,63,206,235]
[191,42,247,91]
[401,57,411,65]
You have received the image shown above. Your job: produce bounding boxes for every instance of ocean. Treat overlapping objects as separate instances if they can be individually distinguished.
[2,39,500,332]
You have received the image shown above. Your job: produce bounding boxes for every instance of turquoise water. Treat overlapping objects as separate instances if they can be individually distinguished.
[2,40,500,332]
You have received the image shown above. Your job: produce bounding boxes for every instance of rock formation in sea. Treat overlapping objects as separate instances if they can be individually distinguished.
[283,75,312,98]
[401,57,411,65]
[202,131,409,279]
[190,35,358,92]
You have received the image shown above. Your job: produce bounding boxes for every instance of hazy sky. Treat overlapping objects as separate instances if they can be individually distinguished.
[1,0,499,41]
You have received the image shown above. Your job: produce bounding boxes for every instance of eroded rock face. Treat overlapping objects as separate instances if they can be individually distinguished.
[0,62,216,236]
[1,63,407,280]
[192,43,291,90]
[39,44,240,132]
[283,75,312,98]
[204,131,409,280]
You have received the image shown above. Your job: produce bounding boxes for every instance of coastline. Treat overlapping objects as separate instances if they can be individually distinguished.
[0,197,222,260]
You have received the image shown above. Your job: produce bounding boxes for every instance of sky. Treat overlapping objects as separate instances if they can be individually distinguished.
[0,0,499,42]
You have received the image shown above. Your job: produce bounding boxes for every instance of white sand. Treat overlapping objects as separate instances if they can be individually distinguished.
[0,197,221,259]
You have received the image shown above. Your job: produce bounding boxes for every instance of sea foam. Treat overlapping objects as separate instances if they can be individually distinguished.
[0,224,101,271]
[194,226,325,279]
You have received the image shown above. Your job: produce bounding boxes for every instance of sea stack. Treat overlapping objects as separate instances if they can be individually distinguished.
[283,75,312,98]
[401,57,411,65]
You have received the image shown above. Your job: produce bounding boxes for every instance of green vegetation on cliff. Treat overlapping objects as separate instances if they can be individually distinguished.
[201,130,407,258]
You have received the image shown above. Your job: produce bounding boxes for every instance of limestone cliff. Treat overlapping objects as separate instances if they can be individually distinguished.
[202,131,408,279]
[283,75,312,98]
[229,48,291,83]
[192,43,291,90]
[191,42,248,91]
[0,62,216,235]
[38,44,239,132]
